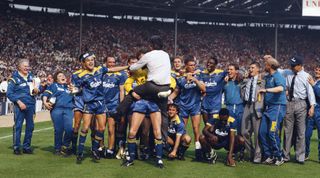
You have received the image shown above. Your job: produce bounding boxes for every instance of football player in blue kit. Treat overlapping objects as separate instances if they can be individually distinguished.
[103,56,126,158]
[199,108,244,167]
[201,56,227,123]
[167,103,191,160]
[122,99,164,168]
[70,60,85,155]
[70,52,128,162]
[169,55,206,161]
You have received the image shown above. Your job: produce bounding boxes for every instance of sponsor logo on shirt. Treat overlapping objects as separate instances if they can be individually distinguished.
[184,82,196,89]
[90,81,102,88]
[205,81,217,87]
[103,82,116,88]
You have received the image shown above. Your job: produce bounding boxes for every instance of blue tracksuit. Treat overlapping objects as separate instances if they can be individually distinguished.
[224,80,244,133]
[74,66,109,114]
[201,69,227,115]
[176,73,203,118]
[43,82,73,151]
[102,72,126,115]
[259,71,286,159]
[7,71,36,150]
[306,80,320,159]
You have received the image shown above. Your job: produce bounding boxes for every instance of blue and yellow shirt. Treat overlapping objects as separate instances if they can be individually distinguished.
[201,69,227,110]
[73,66,109,103]
[43,82,73,109]
[102,72,126,111]
[168,115,186,136]
[176,73,202,109]
[207,114,237,139]
[7,71,36,105]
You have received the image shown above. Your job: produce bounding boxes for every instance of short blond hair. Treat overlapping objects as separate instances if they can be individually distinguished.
[264,55,279,70]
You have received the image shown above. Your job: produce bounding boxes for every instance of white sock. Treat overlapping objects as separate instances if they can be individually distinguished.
[195,141,201,149]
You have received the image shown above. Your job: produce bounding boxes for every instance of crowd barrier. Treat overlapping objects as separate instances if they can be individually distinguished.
[0,97,45,116]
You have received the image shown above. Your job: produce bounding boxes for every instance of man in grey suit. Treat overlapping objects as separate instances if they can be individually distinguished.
[283,55,315,164]
[241,62,265,163]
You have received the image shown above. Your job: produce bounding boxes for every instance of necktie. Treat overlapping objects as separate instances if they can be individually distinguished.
[289,74,296,101]
[248,77,254,104]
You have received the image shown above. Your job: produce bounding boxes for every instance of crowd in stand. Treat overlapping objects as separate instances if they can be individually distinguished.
[1,10,320,88]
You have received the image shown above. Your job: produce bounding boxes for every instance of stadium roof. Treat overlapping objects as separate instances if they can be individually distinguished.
[3,0,320,25]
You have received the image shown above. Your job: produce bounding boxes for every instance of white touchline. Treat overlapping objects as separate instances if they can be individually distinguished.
[0,127,53,140]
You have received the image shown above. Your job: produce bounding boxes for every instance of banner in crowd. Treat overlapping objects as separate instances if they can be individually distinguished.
[303,0,320,17]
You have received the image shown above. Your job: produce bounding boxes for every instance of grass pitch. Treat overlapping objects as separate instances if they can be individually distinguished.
[0,121,319,178]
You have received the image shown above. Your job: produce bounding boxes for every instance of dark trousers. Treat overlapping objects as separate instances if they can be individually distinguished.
[117,81,170,139]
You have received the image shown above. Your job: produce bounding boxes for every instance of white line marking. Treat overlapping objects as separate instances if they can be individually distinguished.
[0,127,53,140]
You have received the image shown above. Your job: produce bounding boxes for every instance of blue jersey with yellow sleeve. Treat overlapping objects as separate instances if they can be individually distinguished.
[71,69,84,95]
[102,72,126,111]
[177,73,202,109]
[207,114,237,140]
[71,69,84,110]
[6,71,36,105]
[168,115,186,136]
[42,82,73,109]
[201,69,227,111]
[74,66,108,103]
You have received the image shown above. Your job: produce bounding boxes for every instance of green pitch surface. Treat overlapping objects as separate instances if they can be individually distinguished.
[0,121,319,178]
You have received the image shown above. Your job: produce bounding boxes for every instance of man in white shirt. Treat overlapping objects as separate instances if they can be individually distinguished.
[283,55,315,164]
[117,35,172,140]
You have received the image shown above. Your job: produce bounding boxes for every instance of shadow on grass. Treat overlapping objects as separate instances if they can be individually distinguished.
[7,145,40,151]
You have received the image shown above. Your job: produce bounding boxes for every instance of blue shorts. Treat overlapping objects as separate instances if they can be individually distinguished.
[132,100,160,114]
[106,108,117,119]
[73,96,84,112]
[213,137,241,152]
[201,108,220,115]
[180,104,201,119]
[83,100,106,115]
[213,138,230,150]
